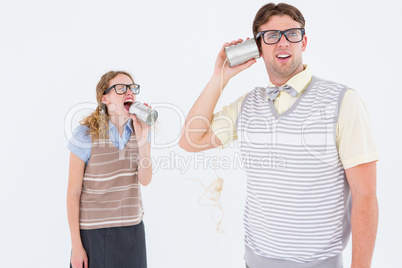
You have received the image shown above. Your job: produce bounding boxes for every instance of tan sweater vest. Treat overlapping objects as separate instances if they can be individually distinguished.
[79,133,143,230]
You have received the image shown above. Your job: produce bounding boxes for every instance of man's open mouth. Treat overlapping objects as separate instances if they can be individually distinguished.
[277,54,290,59]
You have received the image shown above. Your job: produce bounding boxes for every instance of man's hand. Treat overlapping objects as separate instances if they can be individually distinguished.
[213,39,257,83]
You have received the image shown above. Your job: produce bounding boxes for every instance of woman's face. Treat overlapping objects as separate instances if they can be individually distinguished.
[102,74,136,118]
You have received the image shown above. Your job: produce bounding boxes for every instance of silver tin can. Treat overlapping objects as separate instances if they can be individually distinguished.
[224,38,260,67]
[129,101,158,126]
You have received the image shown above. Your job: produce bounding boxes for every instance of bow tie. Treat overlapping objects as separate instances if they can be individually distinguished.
[266,85,298,101]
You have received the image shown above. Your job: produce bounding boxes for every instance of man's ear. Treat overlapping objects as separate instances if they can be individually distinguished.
[301,35,307,52]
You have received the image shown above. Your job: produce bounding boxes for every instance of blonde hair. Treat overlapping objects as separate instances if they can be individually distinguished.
[80,71,134,140]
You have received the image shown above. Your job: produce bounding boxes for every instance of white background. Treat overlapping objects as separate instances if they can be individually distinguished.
[1,0,401,267]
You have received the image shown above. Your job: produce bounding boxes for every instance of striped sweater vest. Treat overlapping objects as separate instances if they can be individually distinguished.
[236,76,351,264]
[79,132,144,230]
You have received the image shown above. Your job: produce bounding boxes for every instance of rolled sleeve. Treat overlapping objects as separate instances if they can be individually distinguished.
[210,93,247,148]
[67,125,92,165]
[337,90,379,169]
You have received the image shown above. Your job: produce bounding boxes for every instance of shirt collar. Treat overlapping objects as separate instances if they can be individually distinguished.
[108,119,133,134]
[125,119,134,133]
[268,65,313,94]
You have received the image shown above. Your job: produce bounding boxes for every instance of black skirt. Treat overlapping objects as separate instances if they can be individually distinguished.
[70,221,147,268]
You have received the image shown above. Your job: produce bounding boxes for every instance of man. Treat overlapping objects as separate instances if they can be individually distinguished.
[179,3,378,268]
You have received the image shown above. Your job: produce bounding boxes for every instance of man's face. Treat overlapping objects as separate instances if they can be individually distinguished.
[259,15,307,85]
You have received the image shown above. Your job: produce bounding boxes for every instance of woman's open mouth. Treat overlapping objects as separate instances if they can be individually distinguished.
[124,99,133,111]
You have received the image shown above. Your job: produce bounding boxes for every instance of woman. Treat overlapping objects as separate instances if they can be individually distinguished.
[67,71,152,268]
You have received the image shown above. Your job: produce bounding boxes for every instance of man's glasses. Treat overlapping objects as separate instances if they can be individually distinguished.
[104,84,140,95]
[256,28,305,45]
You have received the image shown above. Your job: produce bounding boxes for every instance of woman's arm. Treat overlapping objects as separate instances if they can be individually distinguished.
[131,113,152,186]
[67,152,88,268]
[137,141,152,186]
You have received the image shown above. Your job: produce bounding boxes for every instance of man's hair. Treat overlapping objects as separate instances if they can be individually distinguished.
[252,3,305,51]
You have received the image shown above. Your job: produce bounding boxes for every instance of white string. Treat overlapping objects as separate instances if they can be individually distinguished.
[150,58,229,233]
[154,124,225,233]
[219,58,228,112]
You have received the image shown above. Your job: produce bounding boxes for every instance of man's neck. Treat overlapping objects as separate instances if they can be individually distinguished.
[268,65,305,86]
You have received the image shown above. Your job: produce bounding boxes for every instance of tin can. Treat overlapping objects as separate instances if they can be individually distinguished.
[224,38,260,67]
[129,101,158,126]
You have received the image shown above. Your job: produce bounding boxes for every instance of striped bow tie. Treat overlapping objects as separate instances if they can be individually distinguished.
[266,85,298,101]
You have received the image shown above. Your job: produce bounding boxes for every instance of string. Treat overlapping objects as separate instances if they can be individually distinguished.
[219,58,227,112]
[149,58,228,233]
[154,124,225,233]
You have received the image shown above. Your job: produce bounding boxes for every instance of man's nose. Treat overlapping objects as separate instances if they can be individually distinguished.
[277,34,290,47]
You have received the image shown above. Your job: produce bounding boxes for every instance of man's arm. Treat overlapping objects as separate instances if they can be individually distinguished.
[179,39,256,152]
[345,161,378,268]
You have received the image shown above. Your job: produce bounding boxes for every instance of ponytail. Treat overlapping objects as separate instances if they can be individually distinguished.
[80,105,109,140]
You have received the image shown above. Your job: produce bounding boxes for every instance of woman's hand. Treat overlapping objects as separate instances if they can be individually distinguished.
[130,103,151,148]
[70,245,88,268]
[131,103,153,186]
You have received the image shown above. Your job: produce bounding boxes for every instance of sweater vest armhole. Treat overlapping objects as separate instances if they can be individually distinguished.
[235,90,254,132]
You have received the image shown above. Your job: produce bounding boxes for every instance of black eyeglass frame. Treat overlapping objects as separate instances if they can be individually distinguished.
[256,28,305,45]
[104,83,141,95]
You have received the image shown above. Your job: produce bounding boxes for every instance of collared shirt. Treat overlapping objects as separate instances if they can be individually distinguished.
[210,65,379,169]
[267,65,313,113]
[67,119,150,165]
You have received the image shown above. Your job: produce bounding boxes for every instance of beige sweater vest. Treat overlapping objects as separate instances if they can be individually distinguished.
[79,133,143,230]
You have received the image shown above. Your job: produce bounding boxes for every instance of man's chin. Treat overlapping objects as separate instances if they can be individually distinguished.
[271,63,301,78]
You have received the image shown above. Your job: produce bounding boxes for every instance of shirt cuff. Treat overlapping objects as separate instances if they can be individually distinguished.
[210,114,237,148]
[342,152,379,169]
[67,142,90,164]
